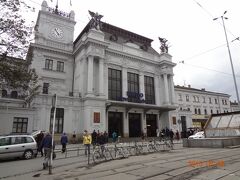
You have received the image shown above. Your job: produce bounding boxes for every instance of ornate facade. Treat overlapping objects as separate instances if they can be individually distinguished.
[26,1,176,137]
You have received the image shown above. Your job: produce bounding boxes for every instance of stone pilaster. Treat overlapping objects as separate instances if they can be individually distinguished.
[98,58,104,95]
[87,55,93,96]
[163,73,169,104]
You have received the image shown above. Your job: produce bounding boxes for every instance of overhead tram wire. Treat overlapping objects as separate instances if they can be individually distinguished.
[177,37,238,63]
[192,0,239,40]
[178,43,226,63]
[178,61,240,78]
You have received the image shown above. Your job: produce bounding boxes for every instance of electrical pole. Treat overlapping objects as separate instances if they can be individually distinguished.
[213,11,240,110]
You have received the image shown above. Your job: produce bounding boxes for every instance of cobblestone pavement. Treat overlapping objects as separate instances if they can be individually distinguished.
[2,143,240,180]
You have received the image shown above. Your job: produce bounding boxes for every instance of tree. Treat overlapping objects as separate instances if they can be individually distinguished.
[0,0,33,58]
[0,55,40,106]
[0,1,39,106]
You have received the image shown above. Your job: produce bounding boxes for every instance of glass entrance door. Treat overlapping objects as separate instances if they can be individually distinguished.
[128,113,141,137]
[108,112,123,137]
[146,114,157,137]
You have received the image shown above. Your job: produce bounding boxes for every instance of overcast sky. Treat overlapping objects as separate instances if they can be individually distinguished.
[26,0,240,101]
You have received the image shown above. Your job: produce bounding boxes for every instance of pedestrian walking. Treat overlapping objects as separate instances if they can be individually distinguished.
[169,129,174,143]
[83,130,92,156]
[176,130,180,141]
[104,131,108,143]
[36,131,44,156]
[60,132,68,153]
[72,131,76,144]
[112,131,117,143]
[97,132,106,154]
[92,130,97,146]
[41,132,55,169]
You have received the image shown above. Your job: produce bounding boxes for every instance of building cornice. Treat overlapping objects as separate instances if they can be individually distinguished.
[175,86,231,97]
[29,43,73,57]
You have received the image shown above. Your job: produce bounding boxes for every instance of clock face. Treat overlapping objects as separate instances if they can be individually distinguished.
[51,27,63,39]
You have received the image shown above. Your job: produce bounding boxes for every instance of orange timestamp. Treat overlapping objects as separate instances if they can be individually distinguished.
[188,160,224,168]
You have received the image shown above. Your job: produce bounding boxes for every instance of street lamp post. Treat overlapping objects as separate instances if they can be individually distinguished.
[213,11,240,109]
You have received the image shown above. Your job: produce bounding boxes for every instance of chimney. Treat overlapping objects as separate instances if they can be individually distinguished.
[188,85,191,88]
[201,88,205,91]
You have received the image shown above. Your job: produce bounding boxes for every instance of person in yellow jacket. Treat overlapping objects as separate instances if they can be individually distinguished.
[83,130,92,156]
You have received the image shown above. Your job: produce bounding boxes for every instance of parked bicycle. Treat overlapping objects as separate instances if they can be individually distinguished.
[92,144,113,163]
[113,143,129,159]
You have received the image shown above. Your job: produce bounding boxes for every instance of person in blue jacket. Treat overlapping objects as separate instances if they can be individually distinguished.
[41,132,55,169]
[60,132,68,153]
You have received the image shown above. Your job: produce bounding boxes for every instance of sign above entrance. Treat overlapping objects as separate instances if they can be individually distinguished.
[117,91,145,103]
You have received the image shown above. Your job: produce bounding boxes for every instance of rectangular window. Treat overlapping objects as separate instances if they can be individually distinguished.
[108,68,122,101]
[57,61,64,72]
[127,72,139,103]
[50,108,64,133]
[178,94,182,101]
[203,97,206,103]
[12,117,28,133]
[215,98,218,104]
[172,117,176,125]
[186,95,189,102]
[43,83,49,94]
[144,76,155,104]
[45,59,53,70]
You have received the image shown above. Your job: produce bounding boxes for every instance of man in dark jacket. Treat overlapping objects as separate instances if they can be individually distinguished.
[92,130,97,146]
[36,131,44,156]
[41,133,55,169]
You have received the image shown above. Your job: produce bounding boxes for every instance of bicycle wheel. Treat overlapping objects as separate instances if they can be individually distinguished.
[147,144,155,153]
[92,151,102,163]
[104,148,113,160]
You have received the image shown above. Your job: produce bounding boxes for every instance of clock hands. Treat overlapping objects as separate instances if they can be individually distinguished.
[54,28,60,36]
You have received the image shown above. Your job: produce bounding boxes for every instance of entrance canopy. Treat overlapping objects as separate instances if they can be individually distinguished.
[106,101,177,114]
[204,111,240,137]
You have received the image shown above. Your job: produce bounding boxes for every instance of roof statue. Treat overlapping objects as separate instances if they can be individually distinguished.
[159,37,169,53]
[88,10,103,30]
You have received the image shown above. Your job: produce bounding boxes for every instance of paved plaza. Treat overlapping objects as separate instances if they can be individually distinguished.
[1,143,240,180]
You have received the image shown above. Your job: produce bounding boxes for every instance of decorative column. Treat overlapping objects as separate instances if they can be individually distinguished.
[87,55,93,95]
[99,58,104,95]
[163,73,169,104]
[169,75,176,104]
[154,75,160,105]
[139,72,145,99]
[122,67,128,97]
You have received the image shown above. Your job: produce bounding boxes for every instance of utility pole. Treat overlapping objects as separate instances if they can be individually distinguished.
[213,11,240,110]
[49,94,57,174]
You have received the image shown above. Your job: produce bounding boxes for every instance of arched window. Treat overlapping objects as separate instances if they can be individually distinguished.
[2,89,7,97]
[204,109,207,115]
[195,108,197,114]
[198,108,201,114]
[11,91,18,98]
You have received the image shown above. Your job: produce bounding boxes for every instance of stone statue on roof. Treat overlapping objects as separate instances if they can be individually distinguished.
[88,10,103,30]
[159,37,169,53]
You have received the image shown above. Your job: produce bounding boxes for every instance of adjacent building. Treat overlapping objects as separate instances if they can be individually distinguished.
[169,85,231,135]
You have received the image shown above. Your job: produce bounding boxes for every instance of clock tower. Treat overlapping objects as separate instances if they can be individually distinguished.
[34,0,76,47]
[29,0,76,97]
